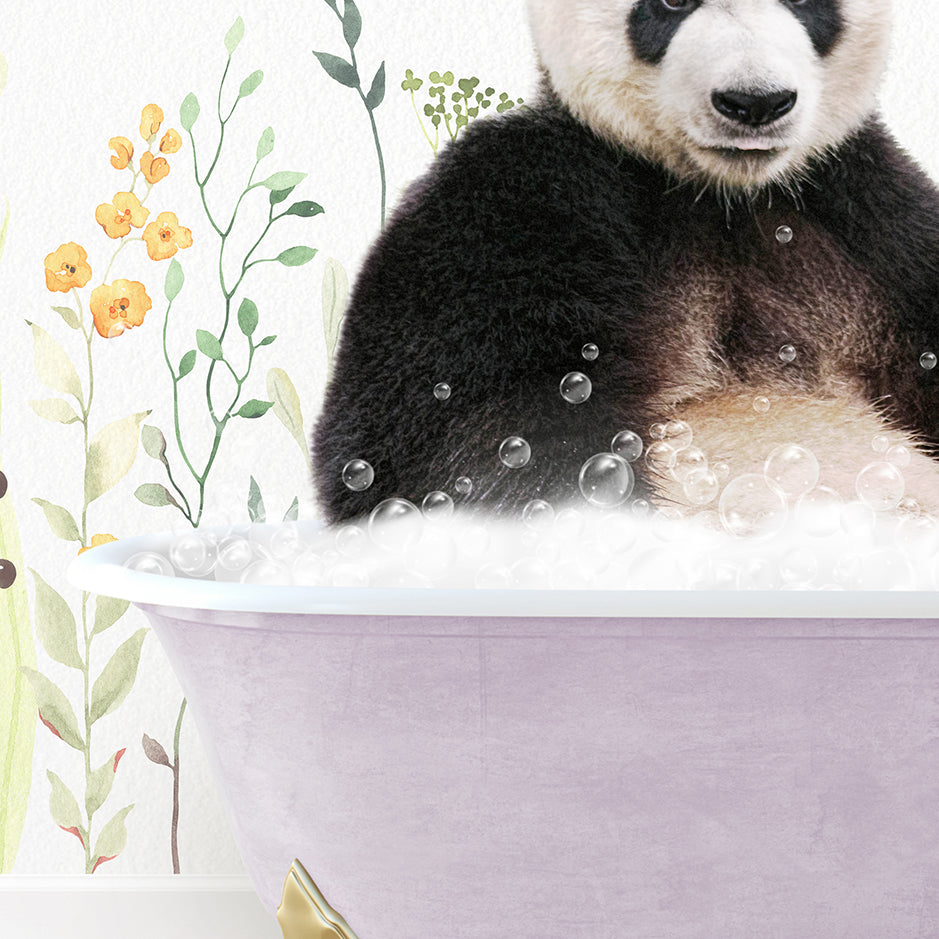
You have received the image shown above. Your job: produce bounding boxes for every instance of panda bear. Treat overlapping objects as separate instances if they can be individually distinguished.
[313,0,939,525]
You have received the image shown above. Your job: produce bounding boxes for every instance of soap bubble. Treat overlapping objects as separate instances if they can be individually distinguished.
[335,525,367,558]
[886,445,911,469]
[169,532,216,576]
[778,344,797,363]
[330,564,370,588]
[342,459,374,492]
[718,473,788,540]
[555,507,587,539]
[775,225,793,244]
[764,444,819,499]
[611,430,643,463]
[796,486,843,537]
[216,537,254,572]
[241,558,291,585]
[712,461,730,481]
[578,453,635,507]
[499,436,532,468]
[683,469,720,505]
[596,511,638,553]
[475,563,513,589]
[645,441,677,475]
[871,434,890,454]
[920,352,937,370]
[434,382,452,400]
[663,420,693,451]
[896,513,939,556]
[753,396,771,413]
[737,557,781,590]
[125,551,176,577]
[840,500,876,536]
[511,557,551,589]
[856,461,905,512]
[780,548,818,585]
[673,446,707,482]
[291,551,326,585]
[455,476,473,495]
[560,371,592,404]
[629,548,687,590]
[522,499,555,530]
[422,490,455,520]
[458,523,490,560]
[269,523,302,560]
[368,498,423,551]
[649,423,667,440]
[632,498,652,518]
[581,343,599,361]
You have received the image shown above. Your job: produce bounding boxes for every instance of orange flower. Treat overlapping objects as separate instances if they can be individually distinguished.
[140,103,164,141]
[90,280,152,337]
[108,136,134,170]
[143,212,193,261]
[159,129,182,154]
[94,192,150,239]
[78,534,117,555]
[139,151,170,184]
[44,243,93,293]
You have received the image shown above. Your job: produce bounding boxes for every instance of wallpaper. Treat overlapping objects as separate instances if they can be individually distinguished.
[0,0,936,882]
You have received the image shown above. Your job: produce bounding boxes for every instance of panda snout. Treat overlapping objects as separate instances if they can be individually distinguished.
[711,88,798,127]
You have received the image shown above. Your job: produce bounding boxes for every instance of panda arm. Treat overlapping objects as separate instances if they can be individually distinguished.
[311,112,652,523]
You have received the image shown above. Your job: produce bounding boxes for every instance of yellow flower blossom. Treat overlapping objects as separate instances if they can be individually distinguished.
[94,192,150,239]
[44,243,93,293]
[159,129,182,154]
[78,534,117,555]
[143,212,193,261]
[140,151,170,185]
[140,103,164,141]
[90,280,152,337]
[108,136,134,170]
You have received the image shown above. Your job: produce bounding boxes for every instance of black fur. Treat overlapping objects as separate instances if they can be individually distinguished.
[312,102,939,524]
[785,0,843,58]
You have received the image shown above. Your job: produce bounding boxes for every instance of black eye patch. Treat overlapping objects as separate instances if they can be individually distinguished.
[628,1,701,66]
[782,0,843,58]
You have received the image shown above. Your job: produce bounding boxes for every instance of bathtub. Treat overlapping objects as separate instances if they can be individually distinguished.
[69,525,939,938]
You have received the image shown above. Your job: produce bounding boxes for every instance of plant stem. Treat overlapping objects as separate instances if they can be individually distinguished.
[171,697,186,874]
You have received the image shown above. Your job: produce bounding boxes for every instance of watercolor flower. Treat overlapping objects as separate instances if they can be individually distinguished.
[140,103,164,141]
[94,192,150,239]
[143,212,193,261]
[108,136,134,170]
[139,151,170,185]
[90,280,152,337]
[44,243,93,293]
[78,534,118,555]
[159,129,182,154]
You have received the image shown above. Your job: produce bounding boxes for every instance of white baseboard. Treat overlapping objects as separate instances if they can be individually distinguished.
[0,877,281,938]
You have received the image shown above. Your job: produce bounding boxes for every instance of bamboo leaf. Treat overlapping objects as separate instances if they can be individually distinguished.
[25,321,83,404]
[134,483,181,510]
[238,298,258,337]
[277,246,316,267]
[91,804,134,873]
[47,771,84,838]
[92,596,130,637]
[256,126,275,161]
[84,411,150,505]
[178,350,197,378]
[165,259,184,302]
[50,306,81,330]
[29,569,82,669]
[267,367,307,460]
[196,329,223,360]
[236,399,274,419]
[247,476,265,523]
[180,93,200,132]
[86,749,126,818]
[342,0,362,48]
[224,16,245,54]
[20,667,83,751]
[89,629,147,726]
[31,499,81,543]
[283,497,299,522]
[311,51,358,88]
[284,201,324,219]
[365,61,386,111]
[322,257,349,365]
[260,171,307,191]
[28,398,80,425]
[238,69,263,99]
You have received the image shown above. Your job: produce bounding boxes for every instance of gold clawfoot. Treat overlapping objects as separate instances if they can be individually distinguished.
[277,859,362,939]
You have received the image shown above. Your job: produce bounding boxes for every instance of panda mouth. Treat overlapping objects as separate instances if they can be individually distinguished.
[711,146,781,160]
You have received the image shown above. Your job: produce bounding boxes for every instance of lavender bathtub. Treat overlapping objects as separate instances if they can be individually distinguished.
[69,524,939,938]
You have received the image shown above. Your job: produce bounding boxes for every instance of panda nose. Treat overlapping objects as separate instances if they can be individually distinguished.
[711,89,798,126]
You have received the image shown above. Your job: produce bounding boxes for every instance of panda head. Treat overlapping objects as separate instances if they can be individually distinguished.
[527,0,892,192]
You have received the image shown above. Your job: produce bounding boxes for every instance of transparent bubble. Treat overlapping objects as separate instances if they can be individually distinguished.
[511,557,551,589]
[898,497,921,515]
[522,499,555,531]
[920,352,937,371]
[753,396,771,413]
[125,551,175,577]
[712,461,731,481]
[683,469,720,506]
[455,476,473,495]
[778,344,797,364]
[475,563,513,589]
[578,453,635,507]
[368,498,423,551]
[664,420,693,451]
[673,446,707,482]
[896,513,939,556]
[840,500,876,537]
[737,557,781,590]
[434,382,452,400]
[330,564,370,588]
[611,430,643,463]
[886,444,911,469]
[581,342,599,361]
[555,507,587,539]
[422,490,455,520]
[871,434,890,454]
[342,459,374,492]
[458,523,491,561]
[216,537,254,572]
[596,511,638,554]
[560,371,592,404]
[241,558,291,585]
[632,498,652,518]
[649,423,667,440]
[553,559,595,589]
[796,486,843,537]
[292,551,326,586]
[718,473,788,540]
[407,526,457,579]
[764,444,820,499]
[856,461,905,512]
[775,225,793,244]
[628,547,687,590]
[499,436,532,468]
[840,550,913,590]
[780,548,818,585]
[645,440,677,475]
[335,525,368,558]
[169,532,216,576]
[269,523,302,561]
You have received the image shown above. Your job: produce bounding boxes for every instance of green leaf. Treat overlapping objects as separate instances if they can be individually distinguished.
[140,425,167,464]
[283,497,299,523]
[284,201,325,219]
[260,171,307,191]
[91,804,133,872]
[256,126,275,161]
[224,16,245,55]
[258,335,276,346]
[29,570,82,669]
[25,321,83,404]
[165,259,184,302]
[89,629,147,726]
[180,92,200,132]
[178,350,197,378]
[47,771,84,838]
[342,0,362,48]
[247,476,265,523]
[276,247,316,267]
[322,257,349,365]
[323,0,338,11]
[134,483,181,511]
[92,596,130,637]
[51,306,80,330]
[238,69,263,99]
[236,399,274,419]
[84,411,150,505]
[401,69,422,93]
[196,329,223,360]
[31,499,81,543]
[238,298,258,337]
[267,367,307,460]
[28,398,80,425]
[20,668,83,751]
[312,50,358,88]
[269,187,295,206]
[86,749,125,818]
[365,61,385,110]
